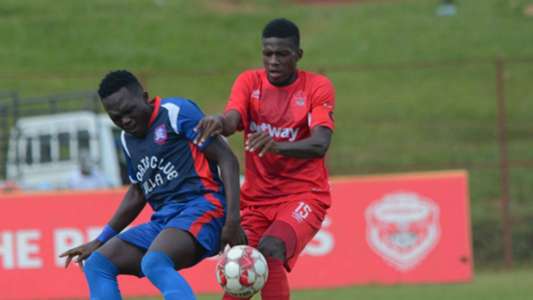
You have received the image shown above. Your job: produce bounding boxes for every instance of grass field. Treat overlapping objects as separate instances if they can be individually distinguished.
[128,269,533,300]
[1,0,533,263]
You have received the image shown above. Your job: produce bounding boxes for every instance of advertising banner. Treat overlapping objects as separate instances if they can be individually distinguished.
[0,171,472,299]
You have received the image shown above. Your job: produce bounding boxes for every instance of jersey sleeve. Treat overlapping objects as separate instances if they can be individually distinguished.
[224,71,254,131]
[120,131,138,184]
[175,100,213,150]
[309,77,336,131]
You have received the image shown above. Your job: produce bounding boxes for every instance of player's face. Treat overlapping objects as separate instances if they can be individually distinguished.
[262,37,302,86]
[102,87,152,138]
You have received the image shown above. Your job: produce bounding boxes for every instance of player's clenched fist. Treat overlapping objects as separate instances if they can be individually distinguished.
[194,115,224,146]
[59,240,103,268]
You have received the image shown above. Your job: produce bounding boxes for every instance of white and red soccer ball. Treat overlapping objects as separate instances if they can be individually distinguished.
[216,245,269,298]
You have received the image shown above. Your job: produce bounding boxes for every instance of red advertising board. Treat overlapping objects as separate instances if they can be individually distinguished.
[0,170,472,299]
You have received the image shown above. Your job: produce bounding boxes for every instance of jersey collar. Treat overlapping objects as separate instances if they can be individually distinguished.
[265,69,301,89]
[148,96,161,128]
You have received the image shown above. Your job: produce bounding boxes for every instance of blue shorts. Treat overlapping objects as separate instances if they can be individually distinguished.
[118,193,226,259]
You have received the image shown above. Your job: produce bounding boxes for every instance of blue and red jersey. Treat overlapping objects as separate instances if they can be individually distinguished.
[120,96,222,211]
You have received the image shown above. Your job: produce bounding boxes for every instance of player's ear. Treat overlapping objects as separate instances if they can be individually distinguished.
[143,91,149,103]
[297,48,303,61]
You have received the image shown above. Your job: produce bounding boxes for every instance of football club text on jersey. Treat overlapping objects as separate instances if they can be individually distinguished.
[136,156,179,194]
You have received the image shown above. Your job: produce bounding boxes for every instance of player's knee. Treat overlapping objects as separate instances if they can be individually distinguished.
[83,255,98,274]
[258,236,286,261]
[84,252,118,278]
[141,251,175,278]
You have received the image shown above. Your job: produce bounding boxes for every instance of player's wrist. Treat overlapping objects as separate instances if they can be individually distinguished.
[96,224,118,244]
[215,114,225,132]
[225,216,241,226]
[270,141,281,154]
[214,114,224,122]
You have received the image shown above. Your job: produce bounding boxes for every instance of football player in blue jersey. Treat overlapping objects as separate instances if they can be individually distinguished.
[60,70,247,300]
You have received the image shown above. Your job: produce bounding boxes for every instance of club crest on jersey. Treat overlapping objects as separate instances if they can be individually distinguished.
[294,90,306,106]
[251,89,261,100]
[154,124,168,145]
[365,192,440,271]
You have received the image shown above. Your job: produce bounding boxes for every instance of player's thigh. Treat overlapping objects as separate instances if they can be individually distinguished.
[262,199,327,262]
[241,206,271,248]
[97,236,145,276]
[147,228,205,270]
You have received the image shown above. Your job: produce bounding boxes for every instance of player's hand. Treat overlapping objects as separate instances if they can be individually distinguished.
[245,132,277,157]
[220,222,248,250]
[194,115,224,146]
[59,239,103,268]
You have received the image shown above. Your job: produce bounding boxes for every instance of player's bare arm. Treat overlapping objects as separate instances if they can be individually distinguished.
[193,110,241,146]
[247,126,332,158]
[59,184,147,268]
[104,184,147,232]
[202,135,247,248]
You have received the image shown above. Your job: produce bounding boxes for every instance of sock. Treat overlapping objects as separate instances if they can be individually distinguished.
[83,252,122,300]
[141,251,196,300]
[260,257,290,300]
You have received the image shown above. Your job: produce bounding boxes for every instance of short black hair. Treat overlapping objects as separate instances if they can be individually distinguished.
[262,18,300,48]
[98,70,142,99]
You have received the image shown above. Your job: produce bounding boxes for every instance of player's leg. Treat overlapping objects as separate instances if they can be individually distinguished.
[142,228,204,300]
[83,237,145,300]
[222,206,270,300]
[83,221,161,300]
[257,231,291,300]
[142,193,226,300]
[258,198,328,300]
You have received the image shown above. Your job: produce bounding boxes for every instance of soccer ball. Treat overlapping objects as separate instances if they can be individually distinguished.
[215,245,269,298]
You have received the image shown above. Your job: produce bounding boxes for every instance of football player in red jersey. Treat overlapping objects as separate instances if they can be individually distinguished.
[195,18,335,300]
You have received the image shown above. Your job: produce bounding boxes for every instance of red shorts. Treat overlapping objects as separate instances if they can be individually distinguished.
[240,193,329,271]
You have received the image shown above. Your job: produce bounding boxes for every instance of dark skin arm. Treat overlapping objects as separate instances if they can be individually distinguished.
[106,184,148,231]
[194,110,332,158]
[247,125,332,158]
[59,184,147,267]
[201,135,247,249]
[193,110,241,145]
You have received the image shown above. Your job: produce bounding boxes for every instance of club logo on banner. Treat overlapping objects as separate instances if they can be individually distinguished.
[365,192,440,271]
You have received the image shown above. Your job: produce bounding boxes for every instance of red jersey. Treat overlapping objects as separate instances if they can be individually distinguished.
[225,69,335,207]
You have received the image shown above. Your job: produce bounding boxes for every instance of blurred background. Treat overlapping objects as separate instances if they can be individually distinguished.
[1,0,533,299]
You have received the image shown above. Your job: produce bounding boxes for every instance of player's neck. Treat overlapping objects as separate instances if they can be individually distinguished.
[269,71,298,87]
